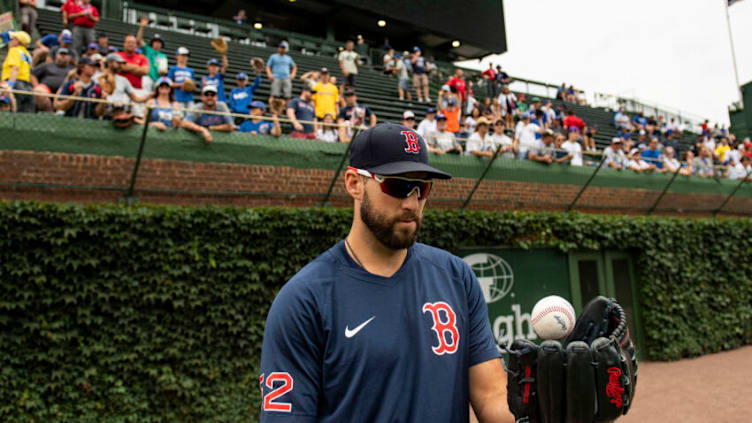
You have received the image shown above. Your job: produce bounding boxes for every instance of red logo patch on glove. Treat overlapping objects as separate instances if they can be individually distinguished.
[606,367,625,408]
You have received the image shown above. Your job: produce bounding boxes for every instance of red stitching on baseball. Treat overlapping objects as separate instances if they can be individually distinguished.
[531,305,575,329]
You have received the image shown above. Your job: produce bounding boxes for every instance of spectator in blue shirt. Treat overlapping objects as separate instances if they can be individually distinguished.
[632,111,647,129]
[238,100,281,136]
[168,47,196,109]
[180,85,234,144]
[266,41,297,114]
[33,29,77,66]
[202,56,228,103]
[641,137,664,171]
[229,71,261,123]
[286,86,317,139]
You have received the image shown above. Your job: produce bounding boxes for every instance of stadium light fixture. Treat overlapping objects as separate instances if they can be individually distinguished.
[377,20,386,27]
[253,21,263,30]
[452,40,461,48]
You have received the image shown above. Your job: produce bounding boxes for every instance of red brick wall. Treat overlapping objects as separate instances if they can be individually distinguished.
[1,150,750,216]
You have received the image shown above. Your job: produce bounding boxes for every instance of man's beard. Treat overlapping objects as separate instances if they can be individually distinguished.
[360,189,421,250]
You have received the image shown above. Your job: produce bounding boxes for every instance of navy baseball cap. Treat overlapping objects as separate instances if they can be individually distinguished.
[250,100,266,111]
[426,107,436,114]
[151,34,164,46]
[87,42,97,50]
[349,122,451,180]
[207,58,219,66]
[78,57,97,66]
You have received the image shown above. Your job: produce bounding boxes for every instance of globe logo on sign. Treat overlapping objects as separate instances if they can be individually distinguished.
[463,253,514,304]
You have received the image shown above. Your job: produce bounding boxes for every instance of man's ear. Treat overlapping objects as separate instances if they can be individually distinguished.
[344,169,364,201]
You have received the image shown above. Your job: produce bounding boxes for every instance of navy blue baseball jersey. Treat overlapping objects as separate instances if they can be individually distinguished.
[259,241,500,422]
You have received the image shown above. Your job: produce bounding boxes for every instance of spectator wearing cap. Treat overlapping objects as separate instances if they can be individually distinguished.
[168,47,196,109]
[466,117,494,158]
[495,65,512,85]
[233,9,247,25]
[96,32,110,56]
[312,67,339,120]
[481,63,497,99]
[560,128,584,166]
[30,47,74,112]
[692,147,714,177]
[33,29,73,66]
[402,111,417,130]
[55,57,105,119]
[489,119,516,159]
[99,53,152,121]
[416,108,437,137]
[528,130,556,164]
[147,76,182,131]
[2,31,34,113]
[83,42,99,59]
[0,82,17,112]
[266,41,297,112]
[515,112,541,160]
[287,86,317,139]
[229,71,261,124]
[426,113,462,155]
[338,40,359,92]
[410,47,430,102]
[447,69,467,110]
[202,55,229,104]
[239,101,281,136]
[117,34,149,91]
[181,85,234,144]
[392,52,411,101]
[498,85,517,130]
[437,85,461,134]
[65,0,99,56]
[136,16,169,88]
[316,113,338,143]
[662,146,681,173]
[603,137,626,170]
[338,89,376,143]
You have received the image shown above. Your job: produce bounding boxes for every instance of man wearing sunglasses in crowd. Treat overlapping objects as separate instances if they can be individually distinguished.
[180,85,234,144]
[259,122,514,422]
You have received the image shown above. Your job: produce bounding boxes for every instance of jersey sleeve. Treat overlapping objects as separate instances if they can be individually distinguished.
[460,259,501,366]
[259,280,323,421]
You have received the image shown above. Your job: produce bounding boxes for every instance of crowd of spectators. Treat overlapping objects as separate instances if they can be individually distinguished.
[2,7,750,180]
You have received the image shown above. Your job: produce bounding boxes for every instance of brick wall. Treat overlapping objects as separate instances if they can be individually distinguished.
[1,150,750,216]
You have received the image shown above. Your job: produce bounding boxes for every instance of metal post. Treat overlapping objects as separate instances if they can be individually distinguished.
[713,168,751,216]
[461,144,503,209]
[725,0,744,108]
[647,164,683,215]
[123,107,152,202]
[567,155,607,212]
[319,130,357,207]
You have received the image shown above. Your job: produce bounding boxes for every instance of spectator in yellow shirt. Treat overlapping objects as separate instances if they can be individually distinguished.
[1,31,35,113]
[714,137,731,164]
[312,67,339,119]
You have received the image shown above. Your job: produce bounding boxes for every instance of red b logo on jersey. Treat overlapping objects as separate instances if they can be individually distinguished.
[402,130,421,154]
[423,302,460,355]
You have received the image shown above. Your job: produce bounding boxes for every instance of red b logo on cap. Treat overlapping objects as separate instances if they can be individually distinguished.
[402,131,421,154]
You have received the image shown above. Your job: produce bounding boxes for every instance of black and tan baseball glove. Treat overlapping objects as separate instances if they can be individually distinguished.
[182,78,196,93]
[503,296,638,423]
[211,37,228,55]
[250,57,265,74]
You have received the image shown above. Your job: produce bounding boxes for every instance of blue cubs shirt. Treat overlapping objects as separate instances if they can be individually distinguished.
[168,65,195,103]
[259,241,500,422]
[229,75,261,114]
[238,119,271,134]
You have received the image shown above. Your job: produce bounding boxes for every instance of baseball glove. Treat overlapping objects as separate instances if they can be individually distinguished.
[182,78,196,93]
[211,37,228,55]
[98,73,115,95]
[112,110,135,128]
[503,296,638,423]
[250,57,265,74]
[270,98,286,115]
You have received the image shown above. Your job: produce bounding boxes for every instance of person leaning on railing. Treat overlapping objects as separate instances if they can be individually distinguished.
[147,76,182,131]
[54,57,106,119]
[179,85,233,144]
[238,101,280,137]
[425,113,462,155]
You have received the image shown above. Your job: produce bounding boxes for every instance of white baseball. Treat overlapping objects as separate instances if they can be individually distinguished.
[531,295,576,340]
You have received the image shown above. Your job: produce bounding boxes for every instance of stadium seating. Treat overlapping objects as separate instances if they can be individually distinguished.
[35,8,694,151]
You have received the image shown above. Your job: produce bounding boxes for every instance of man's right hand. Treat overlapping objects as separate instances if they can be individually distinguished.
[201,128,213,144]
[293,122,303,132]
[73,81,83,95]
[139,16,149,27]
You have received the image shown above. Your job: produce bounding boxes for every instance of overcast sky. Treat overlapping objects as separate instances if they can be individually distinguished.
[457,0,752,126]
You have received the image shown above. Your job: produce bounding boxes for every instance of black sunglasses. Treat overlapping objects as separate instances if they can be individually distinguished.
[203,92,217,97]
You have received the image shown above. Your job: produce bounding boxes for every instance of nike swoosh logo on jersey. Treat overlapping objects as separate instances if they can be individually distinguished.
[345,316,375,338]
